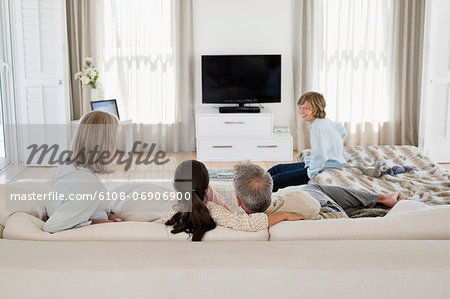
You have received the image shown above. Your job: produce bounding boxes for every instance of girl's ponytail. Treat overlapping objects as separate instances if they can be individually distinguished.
[166,160,216,241]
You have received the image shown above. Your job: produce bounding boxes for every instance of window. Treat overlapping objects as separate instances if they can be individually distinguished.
[314,0,392,124]
[101,0,176,124]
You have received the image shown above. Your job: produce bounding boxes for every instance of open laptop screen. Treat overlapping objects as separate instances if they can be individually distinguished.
[90,99,120,120]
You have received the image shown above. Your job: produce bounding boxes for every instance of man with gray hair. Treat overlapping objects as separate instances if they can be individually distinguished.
[232,161,274,214]
[233,161,403,219]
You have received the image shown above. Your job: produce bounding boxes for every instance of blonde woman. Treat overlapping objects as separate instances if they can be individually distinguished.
[43,111,122,233]
[268,92,347,192]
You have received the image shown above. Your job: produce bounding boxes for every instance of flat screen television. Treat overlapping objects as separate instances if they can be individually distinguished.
[202,55,281,112]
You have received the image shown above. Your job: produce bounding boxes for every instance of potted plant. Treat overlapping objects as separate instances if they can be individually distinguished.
[74,57,102,100]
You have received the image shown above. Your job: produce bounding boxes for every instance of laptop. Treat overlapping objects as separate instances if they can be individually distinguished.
[90,99,120,120]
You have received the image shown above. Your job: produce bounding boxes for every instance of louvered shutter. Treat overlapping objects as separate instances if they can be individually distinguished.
[14,0,70,165]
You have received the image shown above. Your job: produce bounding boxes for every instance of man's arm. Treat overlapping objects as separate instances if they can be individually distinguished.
[267,213,305,227]
[209,203,304,231]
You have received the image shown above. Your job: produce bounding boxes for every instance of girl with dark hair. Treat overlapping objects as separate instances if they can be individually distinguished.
[164,160,217,241]
[163,160,303,241]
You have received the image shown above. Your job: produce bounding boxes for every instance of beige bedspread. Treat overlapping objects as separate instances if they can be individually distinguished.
[298,145,450,205]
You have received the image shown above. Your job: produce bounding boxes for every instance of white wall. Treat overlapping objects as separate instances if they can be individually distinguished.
[192,0,296,143]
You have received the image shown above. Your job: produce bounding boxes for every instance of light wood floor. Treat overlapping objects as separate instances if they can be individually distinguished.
[6,151,450,184]
[7,151,299,184]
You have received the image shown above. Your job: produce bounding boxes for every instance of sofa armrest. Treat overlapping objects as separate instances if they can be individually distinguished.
[1,181,51,227]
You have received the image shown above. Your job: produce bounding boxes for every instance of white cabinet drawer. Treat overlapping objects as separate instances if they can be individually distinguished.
[196,114,272,137]
[247,138,292,161]
[197,139,243,161]
[197,136,292,162]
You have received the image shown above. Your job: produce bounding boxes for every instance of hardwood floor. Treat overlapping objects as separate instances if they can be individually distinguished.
[8,151,299,184]
[7,151,450,184]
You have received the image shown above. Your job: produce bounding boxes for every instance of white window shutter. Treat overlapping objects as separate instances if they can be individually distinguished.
[420,0,450,162]
[14,0,70,166]
[15,0,68,125]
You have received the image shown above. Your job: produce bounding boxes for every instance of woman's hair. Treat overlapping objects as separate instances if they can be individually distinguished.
[71,110,119,174]
[297,91,326,118]
[165,160,216,241]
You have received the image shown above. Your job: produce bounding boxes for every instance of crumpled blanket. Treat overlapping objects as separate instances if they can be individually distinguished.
[297,145,450,205]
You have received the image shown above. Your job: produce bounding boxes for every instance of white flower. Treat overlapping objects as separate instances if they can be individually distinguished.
[88,68,97,78]
[84,57,93,66]
[74,57,101,87]
[81,76,90,86]
[74,71,82,80]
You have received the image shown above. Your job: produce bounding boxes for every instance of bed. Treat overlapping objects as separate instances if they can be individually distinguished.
[297,145,450,205]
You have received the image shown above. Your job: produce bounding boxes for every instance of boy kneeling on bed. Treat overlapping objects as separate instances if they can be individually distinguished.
[233,161,404,219]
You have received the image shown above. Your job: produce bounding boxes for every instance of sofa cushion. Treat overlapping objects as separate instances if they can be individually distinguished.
[3,212,269,241]
[269,200,450,240]
[108,181,240,222]
[109,182,175,222]
[0,181,50,226]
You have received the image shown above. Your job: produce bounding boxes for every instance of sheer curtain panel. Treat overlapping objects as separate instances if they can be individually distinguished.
[293,0,425,149]
[95,0,194,151]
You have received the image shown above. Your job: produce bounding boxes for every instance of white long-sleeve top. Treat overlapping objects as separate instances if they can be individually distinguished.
[43,164,110,233]
[304,118,347,179]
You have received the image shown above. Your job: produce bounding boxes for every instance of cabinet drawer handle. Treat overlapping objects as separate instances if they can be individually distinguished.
[224,121,245,124]
[257,145,278,148]
[212,145,233,148]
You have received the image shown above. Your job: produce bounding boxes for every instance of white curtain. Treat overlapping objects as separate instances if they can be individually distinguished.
[96,0,194,152]
[294,0,424,149]
[317,0,392,146]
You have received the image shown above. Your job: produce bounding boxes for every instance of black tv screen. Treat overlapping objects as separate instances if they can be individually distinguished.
[202,55,281,104]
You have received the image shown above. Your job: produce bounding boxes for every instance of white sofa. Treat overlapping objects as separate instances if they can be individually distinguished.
[1,181,450,298]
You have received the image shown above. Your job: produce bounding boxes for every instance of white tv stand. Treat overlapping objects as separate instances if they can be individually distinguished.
[195,113,293,162]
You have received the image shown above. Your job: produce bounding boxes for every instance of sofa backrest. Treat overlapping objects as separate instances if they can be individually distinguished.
[3,212,269,241]
[269,201,450,240]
